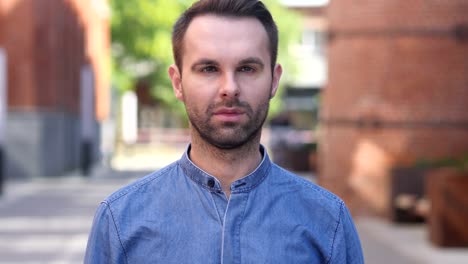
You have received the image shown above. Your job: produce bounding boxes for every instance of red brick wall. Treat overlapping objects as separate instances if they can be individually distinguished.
[69,0,110,120]
[33,0,86,113]
[0,3,3,46]
[321,0,468,215]
[0,0,36,109]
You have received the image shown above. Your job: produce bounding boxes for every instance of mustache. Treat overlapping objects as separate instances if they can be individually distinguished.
[207,99,253,114]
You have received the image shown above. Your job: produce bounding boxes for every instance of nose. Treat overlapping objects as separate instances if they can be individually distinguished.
[219,72,240,98]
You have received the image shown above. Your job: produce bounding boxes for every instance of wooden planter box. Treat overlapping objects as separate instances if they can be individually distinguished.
[426,168,468,247]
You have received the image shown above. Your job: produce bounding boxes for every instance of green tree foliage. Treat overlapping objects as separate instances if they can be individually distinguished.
[262,0,302,116]
[110,0,302,120]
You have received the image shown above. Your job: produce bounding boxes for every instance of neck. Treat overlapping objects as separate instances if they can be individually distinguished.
[189,131,263,197]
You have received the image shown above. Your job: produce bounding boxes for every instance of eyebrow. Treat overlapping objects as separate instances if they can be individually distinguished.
[190,57,266,71]
[190,59,219,71]
[238,57,265,69]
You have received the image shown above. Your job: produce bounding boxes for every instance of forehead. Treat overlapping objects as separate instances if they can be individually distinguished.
[182,15,271,66]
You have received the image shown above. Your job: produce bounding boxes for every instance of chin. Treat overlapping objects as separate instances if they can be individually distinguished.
[206,131,261,150]
[211,140,248,150]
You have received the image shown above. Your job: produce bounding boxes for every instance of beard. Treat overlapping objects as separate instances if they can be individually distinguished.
[186,97,270,150]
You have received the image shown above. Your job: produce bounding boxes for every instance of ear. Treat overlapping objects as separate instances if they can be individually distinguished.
[270,64,283,98]
[168,64,184,101]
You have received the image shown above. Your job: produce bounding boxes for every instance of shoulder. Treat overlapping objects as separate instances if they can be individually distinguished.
[269,163,344,204]
[104,161,180,205]
[265,164,363,263]
[267,163,345,217]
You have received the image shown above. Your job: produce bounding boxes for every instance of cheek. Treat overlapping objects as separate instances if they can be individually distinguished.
[241,78,273,99]
[183,76,214,94]
[181,80,213,107]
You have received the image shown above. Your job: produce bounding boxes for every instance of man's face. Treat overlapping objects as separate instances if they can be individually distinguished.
[169,15,282,149]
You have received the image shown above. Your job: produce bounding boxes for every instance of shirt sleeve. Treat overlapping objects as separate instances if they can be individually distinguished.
[84,202,128,264]
[329,202,365,264]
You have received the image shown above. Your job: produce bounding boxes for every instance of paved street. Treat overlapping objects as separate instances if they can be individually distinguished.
[0,168,150,264]
[357,218,468,264]
[0,146,467,263]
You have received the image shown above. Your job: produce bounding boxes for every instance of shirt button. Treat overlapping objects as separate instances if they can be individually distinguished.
[207,179,215,188]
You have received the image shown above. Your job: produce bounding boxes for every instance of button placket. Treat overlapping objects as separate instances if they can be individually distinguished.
[207,178,215,188]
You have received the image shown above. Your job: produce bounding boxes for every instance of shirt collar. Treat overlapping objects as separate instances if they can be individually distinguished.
[178,144,271,193]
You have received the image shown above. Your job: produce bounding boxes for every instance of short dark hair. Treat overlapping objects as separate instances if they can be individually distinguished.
[172,0,278,73]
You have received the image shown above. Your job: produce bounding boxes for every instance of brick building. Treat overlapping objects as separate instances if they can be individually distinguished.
[0,0,109,178]
[321,0,468,216]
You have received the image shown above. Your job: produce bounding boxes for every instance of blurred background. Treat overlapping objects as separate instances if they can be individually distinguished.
[0,0,467,263]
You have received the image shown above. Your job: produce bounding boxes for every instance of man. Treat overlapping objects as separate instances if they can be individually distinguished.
[85,0,364,263]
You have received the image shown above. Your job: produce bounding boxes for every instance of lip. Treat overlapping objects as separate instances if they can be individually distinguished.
[213,108,245,122]
[213,108,244,115]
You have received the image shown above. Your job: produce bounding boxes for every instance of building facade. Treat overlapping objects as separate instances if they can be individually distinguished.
[322,0,468,215]
[0,0,109,178]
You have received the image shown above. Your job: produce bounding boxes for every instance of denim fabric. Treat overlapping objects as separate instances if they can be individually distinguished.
[85,146,364,264]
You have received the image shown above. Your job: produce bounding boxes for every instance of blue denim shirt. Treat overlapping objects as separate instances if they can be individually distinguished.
[85,146,363,263]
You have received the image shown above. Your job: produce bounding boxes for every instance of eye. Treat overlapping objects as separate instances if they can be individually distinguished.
[238,66,255,73]
[201,66,218,73]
